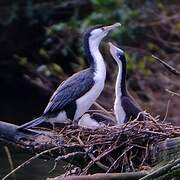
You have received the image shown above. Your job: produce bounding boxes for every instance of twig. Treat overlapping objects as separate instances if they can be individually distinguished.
[106,146,133,173]
[2,146,60,180]
[151,55,180,75]
[139,130,167,136]
[55,152,86,161]
[49,162,57,174]
[129,151,135,171]
[140,141,149,166]
[87,109,107,113]
[82,140,128,174]
[93,102,115,120]
[3,146,16,180]
[77,136,109,175]
[143,113,164,131]
[163,95,173,123]
[166,89,180,97]
[131,111,147,122]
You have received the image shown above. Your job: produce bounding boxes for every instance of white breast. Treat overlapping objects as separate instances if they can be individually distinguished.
[78,113,101,129]
[74,78,105,120]
[46,111,68,124]
[74,37,106,120]
[46,36,107,123]
[46,77,105,123]
[114,61,126,124]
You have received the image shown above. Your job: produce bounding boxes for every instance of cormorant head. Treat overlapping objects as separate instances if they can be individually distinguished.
[109,42,125,63]
[85,23,121,45]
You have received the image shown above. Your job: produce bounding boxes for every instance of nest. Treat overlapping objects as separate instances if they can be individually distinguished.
[49,113,180,175]
[1,112,179,179]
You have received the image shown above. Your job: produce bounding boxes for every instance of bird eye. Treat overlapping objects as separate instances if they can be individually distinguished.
[101,27,105,31]
[117,52,122,59]
[118,55,121,59]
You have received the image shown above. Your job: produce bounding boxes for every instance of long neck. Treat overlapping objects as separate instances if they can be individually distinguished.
[84,37,106,80]
[115,56,127,98]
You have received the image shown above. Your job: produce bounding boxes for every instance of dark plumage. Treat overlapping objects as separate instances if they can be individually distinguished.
[121,96,143,122]
[43,69,94,119]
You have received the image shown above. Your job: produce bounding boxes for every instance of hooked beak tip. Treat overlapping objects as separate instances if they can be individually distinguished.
[103,22,121,32]
[113,22,121,27]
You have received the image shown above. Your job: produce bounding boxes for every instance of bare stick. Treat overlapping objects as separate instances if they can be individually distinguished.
[55,152,86,161]
[93,102,115,120]
[166,89,180,97]
[106,146,133,173]
[4,146,16,180]
[81,140,128,175]
[163,95,172,123]
[77,136,108,174]
[140,141,149,166]
[152,55,180,75]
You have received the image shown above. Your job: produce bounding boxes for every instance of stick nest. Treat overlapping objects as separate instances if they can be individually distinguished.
[48,113,180,175]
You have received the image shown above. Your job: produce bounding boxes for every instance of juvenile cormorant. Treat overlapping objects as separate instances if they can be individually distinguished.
[109,42,143,124]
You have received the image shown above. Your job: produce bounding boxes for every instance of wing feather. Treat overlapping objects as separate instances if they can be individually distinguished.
[43,69,94,115]
[121,96,142,121]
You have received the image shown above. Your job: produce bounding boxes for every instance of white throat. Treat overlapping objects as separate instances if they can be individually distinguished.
[115,61,123,98]
[114,61,126,124]
[89,38,106,82]
[73,38,106,120]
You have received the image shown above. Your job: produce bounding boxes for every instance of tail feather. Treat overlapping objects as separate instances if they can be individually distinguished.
[18,117,45,130]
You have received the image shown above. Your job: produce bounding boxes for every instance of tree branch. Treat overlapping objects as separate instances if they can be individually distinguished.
[49,171,148,180]
[151,55,180,75]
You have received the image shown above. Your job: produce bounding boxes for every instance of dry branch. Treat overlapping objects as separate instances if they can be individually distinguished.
[152,55,180,75]
[166,89,180,97]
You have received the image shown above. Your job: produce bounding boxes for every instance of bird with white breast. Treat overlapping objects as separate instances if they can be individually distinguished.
[18,23,121,130]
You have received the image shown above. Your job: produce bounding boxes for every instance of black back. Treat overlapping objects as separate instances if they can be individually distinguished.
[119,55,127,96]
[43,68,94,119]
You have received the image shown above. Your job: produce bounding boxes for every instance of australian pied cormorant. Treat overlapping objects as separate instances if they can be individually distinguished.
[109,42,143,124]
[18,23,121,129]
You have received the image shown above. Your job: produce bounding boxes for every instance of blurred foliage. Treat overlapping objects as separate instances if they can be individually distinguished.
[0,0,179,78]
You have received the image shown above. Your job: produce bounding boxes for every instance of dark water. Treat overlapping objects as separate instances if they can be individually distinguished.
[0,144,65,180]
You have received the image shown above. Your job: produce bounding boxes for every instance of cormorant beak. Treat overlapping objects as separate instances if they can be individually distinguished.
[102,22,121,32]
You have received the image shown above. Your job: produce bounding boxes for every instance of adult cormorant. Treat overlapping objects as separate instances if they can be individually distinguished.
[19,23,121,129]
